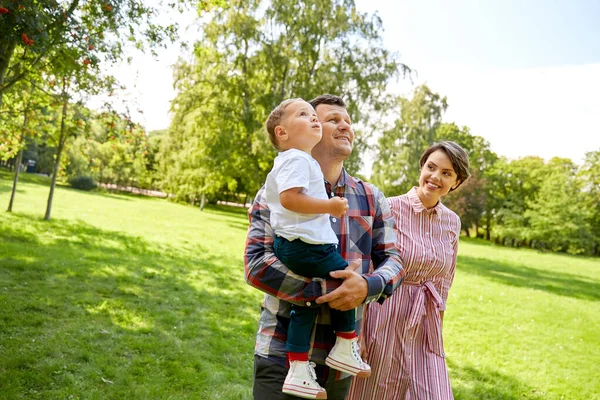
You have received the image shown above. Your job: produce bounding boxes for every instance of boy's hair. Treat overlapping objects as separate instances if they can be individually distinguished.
[308,94,346,110]
[420,141,471,191]
[265,98,303,150]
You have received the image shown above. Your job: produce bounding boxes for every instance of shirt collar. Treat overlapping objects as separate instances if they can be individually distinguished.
[325,168,357,190]
[407,187,442,216]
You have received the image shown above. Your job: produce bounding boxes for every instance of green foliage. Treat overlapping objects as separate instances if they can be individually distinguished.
[524,158,592,254]
[61,110,159,189]
[579,150,600,253]
[161,0,406,204]
[69,175,97,191]
[0,0,189,105]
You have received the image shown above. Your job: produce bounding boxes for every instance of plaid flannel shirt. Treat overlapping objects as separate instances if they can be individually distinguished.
[244,169,405,382]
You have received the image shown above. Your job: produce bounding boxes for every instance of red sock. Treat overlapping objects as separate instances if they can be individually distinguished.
[288,352,309,362]
[336,331,357,340]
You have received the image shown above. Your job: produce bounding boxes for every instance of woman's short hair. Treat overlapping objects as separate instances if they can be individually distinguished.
[420,141,471,191]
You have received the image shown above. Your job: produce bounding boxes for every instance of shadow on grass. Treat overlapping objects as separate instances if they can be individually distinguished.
[0,213,255,399]
[448,359,545,400]
[457,255,600,301]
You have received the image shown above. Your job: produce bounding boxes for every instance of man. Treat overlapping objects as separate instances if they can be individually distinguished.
[244,94,405,399]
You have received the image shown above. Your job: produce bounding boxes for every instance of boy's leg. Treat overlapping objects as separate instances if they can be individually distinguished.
[287,305,319,354]
[330,308,356,335]
[274,237,348,278]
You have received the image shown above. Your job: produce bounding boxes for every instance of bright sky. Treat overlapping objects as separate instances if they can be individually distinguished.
[113,0,600,171]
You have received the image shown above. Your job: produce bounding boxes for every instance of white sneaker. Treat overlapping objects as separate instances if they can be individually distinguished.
[325,336,371,378]
[282,361,327,399]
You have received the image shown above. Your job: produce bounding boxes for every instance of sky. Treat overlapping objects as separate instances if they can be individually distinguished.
[111,0,600,174]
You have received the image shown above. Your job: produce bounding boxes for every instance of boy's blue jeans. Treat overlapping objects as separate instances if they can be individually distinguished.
[273,236,354,353]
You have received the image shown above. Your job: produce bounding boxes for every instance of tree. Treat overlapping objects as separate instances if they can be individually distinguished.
[161,0,407,206]
[579,150,600,255]
[525,157,592,254]
[371,85,447,196]
[489,156,546,246]
[2,77,53,212]
[0,0,215,108]
[438,123,498,237]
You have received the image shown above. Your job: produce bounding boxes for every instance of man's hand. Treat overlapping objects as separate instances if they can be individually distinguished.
[328,196,349,218]
[315,267,368,311]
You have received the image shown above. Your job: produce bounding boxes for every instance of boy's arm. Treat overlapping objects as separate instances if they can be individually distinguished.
[280,188,348,218]
[243,187,324,307]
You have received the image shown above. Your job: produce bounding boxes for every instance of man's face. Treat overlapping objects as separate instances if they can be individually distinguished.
[312,104,354,160]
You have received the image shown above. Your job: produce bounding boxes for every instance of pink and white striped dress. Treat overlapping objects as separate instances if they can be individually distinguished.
[348,187,461,400]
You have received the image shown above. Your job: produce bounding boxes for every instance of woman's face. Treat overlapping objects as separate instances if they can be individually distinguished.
[416,150,460,208]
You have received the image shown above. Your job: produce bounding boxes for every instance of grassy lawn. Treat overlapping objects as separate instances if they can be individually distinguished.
[1,169,599,399]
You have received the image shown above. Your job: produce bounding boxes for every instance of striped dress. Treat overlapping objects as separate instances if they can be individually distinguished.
[348,187,461,400]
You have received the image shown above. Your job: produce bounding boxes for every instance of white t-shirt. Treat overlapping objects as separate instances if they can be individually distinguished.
[265,149,339,245]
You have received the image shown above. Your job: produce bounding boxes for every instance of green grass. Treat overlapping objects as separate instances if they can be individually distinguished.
[1,169,599,399]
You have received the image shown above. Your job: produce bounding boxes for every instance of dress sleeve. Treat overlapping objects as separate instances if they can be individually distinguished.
[243,187,323,307]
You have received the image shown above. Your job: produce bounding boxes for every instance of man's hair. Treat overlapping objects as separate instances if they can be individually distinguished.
[265,98,303,150]
[308,94,346,110]
[419,141,471,191]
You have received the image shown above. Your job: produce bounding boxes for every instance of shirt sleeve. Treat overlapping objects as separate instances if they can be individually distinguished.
[274,154,311,194]
[439,214,460,310]
[361,185,405,304]
[243,186,323,307]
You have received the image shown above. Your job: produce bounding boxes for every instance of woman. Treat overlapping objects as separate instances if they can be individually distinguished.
[348,141,471,400]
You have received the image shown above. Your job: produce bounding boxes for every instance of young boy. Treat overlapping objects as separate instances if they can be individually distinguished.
[264,98,371,399]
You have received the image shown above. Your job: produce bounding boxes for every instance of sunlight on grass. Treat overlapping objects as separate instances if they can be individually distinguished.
[86,300,154,332]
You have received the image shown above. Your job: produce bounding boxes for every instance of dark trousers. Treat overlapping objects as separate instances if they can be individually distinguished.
[273,236,354,353]
[253,355,351,400]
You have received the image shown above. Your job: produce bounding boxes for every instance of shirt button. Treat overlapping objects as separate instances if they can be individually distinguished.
[332,217,337,222]
[306,301,311,306]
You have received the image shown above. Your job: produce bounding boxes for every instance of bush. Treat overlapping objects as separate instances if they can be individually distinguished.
[69,176,97,191]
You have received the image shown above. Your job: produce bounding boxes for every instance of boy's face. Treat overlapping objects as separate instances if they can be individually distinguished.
[275,100,322,153]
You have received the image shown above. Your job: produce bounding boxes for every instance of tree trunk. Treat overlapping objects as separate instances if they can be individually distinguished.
[7,147,24,212]
[199,193,206,211]
[45,89,69,221]
[0,38,17,109]
[7,109,29,212]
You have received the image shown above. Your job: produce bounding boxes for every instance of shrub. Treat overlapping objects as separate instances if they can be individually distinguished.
[69,176,97,191]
